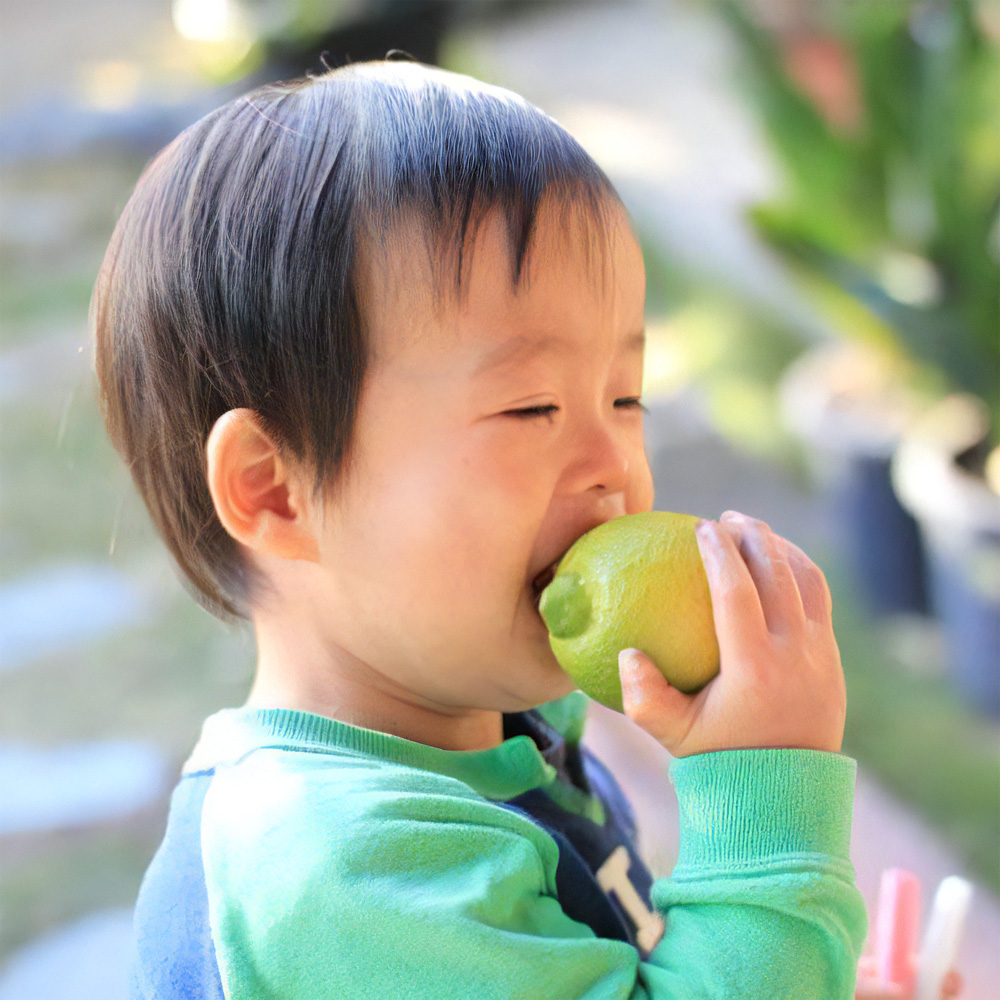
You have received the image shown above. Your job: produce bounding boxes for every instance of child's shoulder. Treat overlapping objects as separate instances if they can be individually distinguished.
[189,706,562,861]
[176,707,565,930]
[136,706,571,997]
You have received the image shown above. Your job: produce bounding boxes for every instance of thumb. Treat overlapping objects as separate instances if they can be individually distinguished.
[618,648,696,753]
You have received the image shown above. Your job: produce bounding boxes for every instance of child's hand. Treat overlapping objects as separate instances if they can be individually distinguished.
[618,511,846,757]
[854,957,963,999]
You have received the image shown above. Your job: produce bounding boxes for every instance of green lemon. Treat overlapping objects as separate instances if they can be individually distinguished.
[538,511,719,713]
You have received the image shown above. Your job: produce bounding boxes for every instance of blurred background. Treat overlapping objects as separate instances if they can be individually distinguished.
[0,0,997,995]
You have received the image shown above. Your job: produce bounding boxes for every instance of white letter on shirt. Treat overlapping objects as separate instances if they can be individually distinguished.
[596,846,665,953]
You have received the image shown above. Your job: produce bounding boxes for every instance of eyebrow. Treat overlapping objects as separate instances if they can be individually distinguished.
[474,328,646,376]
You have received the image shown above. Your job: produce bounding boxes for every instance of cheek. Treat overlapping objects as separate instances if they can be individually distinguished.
[442,438,549,556]
[354,429,539,581]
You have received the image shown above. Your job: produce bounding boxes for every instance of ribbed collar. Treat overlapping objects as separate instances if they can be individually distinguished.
[182,701,588,802]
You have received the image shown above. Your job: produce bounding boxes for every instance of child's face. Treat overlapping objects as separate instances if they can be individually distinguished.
[309,199,653,715]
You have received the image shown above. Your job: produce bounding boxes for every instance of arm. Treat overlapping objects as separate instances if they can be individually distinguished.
[617,511,868,996]
[646,748,864,998]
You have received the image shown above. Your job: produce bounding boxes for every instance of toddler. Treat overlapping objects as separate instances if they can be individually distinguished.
[95,59,870,998]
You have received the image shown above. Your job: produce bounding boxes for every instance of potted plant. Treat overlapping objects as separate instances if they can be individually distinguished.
[719,0,999,708]
[777,338,934,616]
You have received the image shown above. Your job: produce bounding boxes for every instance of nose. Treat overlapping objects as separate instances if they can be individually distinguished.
[561,418,634,504]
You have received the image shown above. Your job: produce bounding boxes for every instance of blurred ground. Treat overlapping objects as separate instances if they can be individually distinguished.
[1,0,998,996]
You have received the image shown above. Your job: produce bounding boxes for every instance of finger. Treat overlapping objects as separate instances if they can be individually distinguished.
[784,539,833,624]
[720,511,804,635]
[618,648,700,754]
[695,519,768,656]
[722,516,831,627]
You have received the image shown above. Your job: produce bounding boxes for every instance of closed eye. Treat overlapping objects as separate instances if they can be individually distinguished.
[614,396,647,412]
[504,404,559,420]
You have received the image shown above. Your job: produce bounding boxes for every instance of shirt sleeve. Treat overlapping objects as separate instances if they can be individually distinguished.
[200,747,867,999]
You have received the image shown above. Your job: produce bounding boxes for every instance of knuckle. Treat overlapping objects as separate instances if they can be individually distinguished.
[795,549,823,578]
[803,556,824,580]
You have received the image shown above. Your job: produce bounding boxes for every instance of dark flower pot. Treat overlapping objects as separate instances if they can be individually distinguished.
[833,450,929,616]
[780,343,930,617]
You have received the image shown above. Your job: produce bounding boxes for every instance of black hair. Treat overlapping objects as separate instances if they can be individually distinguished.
[92,60,620,619]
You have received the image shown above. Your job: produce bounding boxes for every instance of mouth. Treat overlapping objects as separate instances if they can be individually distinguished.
[529,520,607,615]
[530,562,559,609]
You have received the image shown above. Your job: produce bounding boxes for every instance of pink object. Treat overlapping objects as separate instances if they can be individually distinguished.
[875,867,922,990]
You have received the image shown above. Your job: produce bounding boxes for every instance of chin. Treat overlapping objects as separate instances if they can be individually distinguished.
[504,609,575,707]
[528,656,577,708]
[543,675,578,705]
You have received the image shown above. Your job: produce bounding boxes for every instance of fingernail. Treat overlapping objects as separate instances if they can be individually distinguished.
[618,648,642,674]
[618,649,644,702]
[720,510,745,523]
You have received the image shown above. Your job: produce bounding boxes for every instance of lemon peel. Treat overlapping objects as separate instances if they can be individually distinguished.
[539,511,719,712]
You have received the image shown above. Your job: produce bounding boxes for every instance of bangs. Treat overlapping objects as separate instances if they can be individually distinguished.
[340,61,618,289]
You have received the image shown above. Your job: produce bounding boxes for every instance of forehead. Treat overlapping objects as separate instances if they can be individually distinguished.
[358,197,644,364]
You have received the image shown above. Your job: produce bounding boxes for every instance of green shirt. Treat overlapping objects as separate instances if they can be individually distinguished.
[131,696,867,998]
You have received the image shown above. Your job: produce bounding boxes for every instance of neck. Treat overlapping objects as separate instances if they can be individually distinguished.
[248,622,505,752]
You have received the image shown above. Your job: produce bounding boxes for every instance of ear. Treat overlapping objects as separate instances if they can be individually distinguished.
[205,409,320,563]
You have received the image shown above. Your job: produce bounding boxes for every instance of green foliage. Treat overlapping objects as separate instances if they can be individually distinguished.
[720,0,1000,417]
